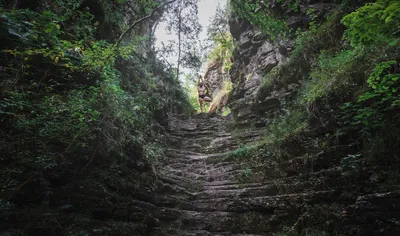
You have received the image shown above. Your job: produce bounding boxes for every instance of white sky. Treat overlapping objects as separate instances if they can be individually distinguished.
[154,0,228,77]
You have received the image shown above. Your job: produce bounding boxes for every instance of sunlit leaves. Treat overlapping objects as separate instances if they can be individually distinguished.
[342,0,400,48]
[230,0,289,40]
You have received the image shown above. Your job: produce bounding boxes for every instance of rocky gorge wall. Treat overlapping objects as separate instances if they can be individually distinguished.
[197,0,400,235]
[227,1,338,127]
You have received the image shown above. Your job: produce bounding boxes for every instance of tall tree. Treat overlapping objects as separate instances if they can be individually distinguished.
[156,0,202,78]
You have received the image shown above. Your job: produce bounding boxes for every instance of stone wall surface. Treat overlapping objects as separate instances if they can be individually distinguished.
[227,0,337,127]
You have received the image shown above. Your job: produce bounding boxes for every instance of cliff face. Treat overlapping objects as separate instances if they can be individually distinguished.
[202,61,231,114]
[216,0,400,234]
[228,1,338,127]
[203,61,226,100]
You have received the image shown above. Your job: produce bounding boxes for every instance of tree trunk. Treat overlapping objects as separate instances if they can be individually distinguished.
[176,0,182,81]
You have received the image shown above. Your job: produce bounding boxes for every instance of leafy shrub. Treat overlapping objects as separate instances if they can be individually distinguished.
[300,49,360,105]
[208,32,235,72]
[262,104,308,146]
[230,0,290,40]
[343,60,400,128]
[341,0,400,48]
[229,146,252,159]
[359,61,400,103]
[338,59,400,170]
[291,10,343,59]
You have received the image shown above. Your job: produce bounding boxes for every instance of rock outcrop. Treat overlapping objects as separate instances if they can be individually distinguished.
[203,61,226,100]
[202,60,230,114]
[228,1,338,127]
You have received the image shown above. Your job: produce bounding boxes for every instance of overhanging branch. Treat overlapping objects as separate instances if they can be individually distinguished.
[115,0,178,47]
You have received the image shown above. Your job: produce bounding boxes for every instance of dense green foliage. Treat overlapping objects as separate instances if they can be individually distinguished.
[208,32,235,71]
[0,0,191,203]
[230,0,291,40]
[342,0,400,47]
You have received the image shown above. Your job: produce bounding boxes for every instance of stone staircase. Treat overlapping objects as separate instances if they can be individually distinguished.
[150,114,286,235]
[149,114,400,236]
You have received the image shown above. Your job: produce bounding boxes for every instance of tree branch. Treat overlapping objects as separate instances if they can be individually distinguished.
[217,27,227,43]
[115,0,178,47]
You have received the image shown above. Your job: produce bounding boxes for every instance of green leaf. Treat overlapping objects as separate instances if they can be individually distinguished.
[389,39,398,46]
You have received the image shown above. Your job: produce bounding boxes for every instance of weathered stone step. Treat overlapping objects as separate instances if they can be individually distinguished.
[154,208,280,234]
[155,183,195,196]
[154,195,194,208]
[164,156,205,165]
[158,175,202,191]
[159,169,240,184]
[202,166,342,191]
[150,228,265,236]
[169,143,236,154]
[169,130,232,137]
[163,165,208,176]
[342,191,400,235]
[160,169,208,181]
[162,162,240,179]
[202,180,241,187]
[203,182,264,190]
[193,190,339,212]
[159,169,241,184]
[196,177,339,200]
[165,149,231,161]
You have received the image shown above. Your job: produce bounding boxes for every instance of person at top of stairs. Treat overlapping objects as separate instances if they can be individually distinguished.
[197,76,212,112]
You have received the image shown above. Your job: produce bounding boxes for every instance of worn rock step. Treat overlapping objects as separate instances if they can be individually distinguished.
[203,167,342,191]
[154,208,283,234]
[150,228,265,236]
[163,163,208,175]
[203,182,264,190]
[155,183,196,196]
[165,149,230,162]
[192,190,339,212]
[161,163,242,180]
[160,171,207,182]
[154,195,194,208]
[158,175,202,191]
[197,180,340,200]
